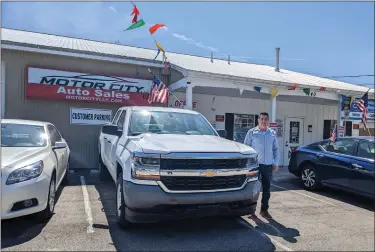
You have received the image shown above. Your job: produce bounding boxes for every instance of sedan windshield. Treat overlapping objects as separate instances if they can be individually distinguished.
[1,123,47,147]
[129,110,217,136]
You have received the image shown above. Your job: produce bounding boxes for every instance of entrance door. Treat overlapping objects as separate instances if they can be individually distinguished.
[284,118,304,166]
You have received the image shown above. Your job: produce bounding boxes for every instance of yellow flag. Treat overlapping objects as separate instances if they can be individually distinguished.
[155,42,165,54]
[271,88,278,98]
[350,96,355,106]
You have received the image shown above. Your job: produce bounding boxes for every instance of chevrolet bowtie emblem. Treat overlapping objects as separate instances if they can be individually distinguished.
[200,169,217,177]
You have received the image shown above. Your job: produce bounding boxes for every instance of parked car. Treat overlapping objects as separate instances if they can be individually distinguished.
[288,136,374,198]
[1,119,70,220]
[98,106,260,229]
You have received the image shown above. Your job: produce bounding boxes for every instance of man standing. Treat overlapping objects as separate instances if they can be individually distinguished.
[244,112,280,220]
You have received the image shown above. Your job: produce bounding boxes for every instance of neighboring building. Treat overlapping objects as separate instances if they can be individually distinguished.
[1,28,373,168]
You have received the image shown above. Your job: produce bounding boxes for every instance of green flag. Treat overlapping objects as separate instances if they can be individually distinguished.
[125,19,145,31]
[303,88,310,95]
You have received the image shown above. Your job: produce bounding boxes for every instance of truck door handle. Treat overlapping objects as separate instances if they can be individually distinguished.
[352,164,362,169]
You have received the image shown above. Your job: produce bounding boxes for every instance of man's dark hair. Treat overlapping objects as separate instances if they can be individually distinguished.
[259,112,269,118]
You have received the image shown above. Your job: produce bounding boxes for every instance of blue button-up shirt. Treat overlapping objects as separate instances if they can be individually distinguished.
[244,126,280,166]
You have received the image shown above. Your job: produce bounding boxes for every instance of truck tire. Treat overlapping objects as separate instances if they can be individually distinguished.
[99,155,111,181]
[116,172,132,229]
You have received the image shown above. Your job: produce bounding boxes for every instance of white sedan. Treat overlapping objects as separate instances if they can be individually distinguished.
[1,119,70,221]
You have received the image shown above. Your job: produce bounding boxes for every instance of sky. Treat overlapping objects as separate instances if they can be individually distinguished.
[1,1,374,87]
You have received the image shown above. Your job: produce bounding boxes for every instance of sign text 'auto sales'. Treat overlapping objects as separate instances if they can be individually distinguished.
[26,67,153,105]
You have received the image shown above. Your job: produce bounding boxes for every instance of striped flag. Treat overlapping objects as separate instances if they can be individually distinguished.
[357,91,369,130]
[147,71,169,104]
[329,124,337,142]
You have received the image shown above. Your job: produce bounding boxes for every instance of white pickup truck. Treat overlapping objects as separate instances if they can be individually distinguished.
[98,106,260,228]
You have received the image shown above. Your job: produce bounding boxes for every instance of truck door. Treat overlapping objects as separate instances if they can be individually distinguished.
[107,110,126,173]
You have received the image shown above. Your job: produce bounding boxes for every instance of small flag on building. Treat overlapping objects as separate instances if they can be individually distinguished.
[254,86,262,92]
[125,19,145,31]
[288,84,298,90]
[147,69,169,104]
[270,88,278,98]
[303,88,311,96]
[149,24,166,35]
[357,90,369,130]
[329,124,337,142]
[320,87,326,92]
[131,4,140,23]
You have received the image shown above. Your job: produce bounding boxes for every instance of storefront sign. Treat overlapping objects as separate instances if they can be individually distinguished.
[216,115,225,122]
[270,122,278,132]
[70,108,112,125]
[170,100,198,108]
[340,95,374,120]
[275,119,283,137]
[338,126,345,137]
[26,67,153,106]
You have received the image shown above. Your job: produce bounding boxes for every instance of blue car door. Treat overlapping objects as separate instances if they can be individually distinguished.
[318,138,357,188]
[348,140,375,197]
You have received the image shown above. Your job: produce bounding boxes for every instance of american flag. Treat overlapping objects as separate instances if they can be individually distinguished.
[329,124,337,142]
[147,72,169,104]
[357,91,369,130]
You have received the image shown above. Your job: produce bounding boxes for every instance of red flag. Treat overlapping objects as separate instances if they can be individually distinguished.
[288,84,298,90]
[149,24,166,35]
[131,4,140,24]
[320,87,326,92]
[131,4,140,15]
[132,14,138,24]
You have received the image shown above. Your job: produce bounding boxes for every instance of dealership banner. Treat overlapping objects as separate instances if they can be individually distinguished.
[26,67,153,105]
[70,108,112,125]
[340,95,374,121]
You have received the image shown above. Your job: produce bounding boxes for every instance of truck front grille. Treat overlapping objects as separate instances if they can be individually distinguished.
[160,158,248,170]
[160,175,247,191]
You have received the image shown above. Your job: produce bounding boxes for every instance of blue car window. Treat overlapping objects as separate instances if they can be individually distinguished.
[327,139,357,156]
[357,141,375,160]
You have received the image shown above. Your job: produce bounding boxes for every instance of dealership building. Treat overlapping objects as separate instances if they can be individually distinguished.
[1,28,374,169]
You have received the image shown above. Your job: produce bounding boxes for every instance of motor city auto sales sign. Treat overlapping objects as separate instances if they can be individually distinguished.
[25,67,152,105]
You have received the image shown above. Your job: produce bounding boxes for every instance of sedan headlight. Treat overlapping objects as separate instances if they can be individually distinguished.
[131,153,160,181]
[6,160,44,185]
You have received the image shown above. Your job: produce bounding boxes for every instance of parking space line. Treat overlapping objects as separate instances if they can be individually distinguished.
[239,217,294,251]
[271,183,336,206]
[80,176,94,234]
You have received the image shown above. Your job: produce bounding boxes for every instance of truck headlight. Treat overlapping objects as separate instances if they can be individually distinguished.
[247,155,258,167]
[131,153,160,181]
[6,160,44,185]
[246,155,259,182]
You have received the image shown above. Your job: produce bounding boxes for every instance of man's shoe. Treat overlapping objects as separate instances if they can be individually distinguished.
[260,210,273,220]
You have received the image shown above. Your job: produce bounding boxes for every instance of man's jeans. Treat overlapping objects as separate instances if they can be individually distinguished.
[259,164,273,212]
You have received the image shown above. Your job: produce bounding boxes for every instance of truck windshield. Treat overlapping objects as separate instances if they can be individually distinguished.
[1,123,47,147]
[129,110,217,136]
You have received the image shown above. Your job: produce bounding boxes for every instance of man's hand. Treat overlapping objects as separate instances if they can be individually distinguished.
[273,165,279,172]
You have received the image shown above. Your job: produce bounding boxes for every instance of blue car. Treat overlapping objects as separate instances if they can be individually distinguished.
[288,136,374,199]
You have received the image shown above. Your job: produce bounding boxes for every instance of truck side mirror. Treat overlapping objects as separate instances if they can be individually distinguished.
[217,129,227,138]
[102,124,122,137]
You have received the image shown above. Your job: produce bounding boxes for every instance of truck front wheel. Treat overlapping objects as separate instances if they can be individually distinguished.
[116,172,131,229]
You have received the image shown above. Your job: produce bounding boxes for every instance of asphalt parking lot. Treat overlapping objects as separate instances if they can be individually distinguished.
[2,167,374,251]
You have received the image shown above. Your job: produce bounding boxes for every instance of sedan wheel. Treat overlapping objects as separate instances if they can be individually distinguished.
[301,165,321,190]
[302,168,316,188]
[49,179,56,213]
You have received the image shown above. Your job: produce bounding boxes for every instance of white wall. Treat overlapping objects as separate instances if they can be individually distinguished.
[169,91,270,126]
[169,90,342,166]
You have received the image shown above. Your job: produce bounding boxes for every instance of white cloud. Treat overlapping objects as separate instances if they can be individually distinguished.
[172,33,217,51]
[172,33,193,41]
[109,6,117,13]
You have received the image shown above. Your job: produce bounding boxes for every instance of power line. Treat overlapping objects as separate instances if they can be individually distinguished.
[323,74,375,78]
